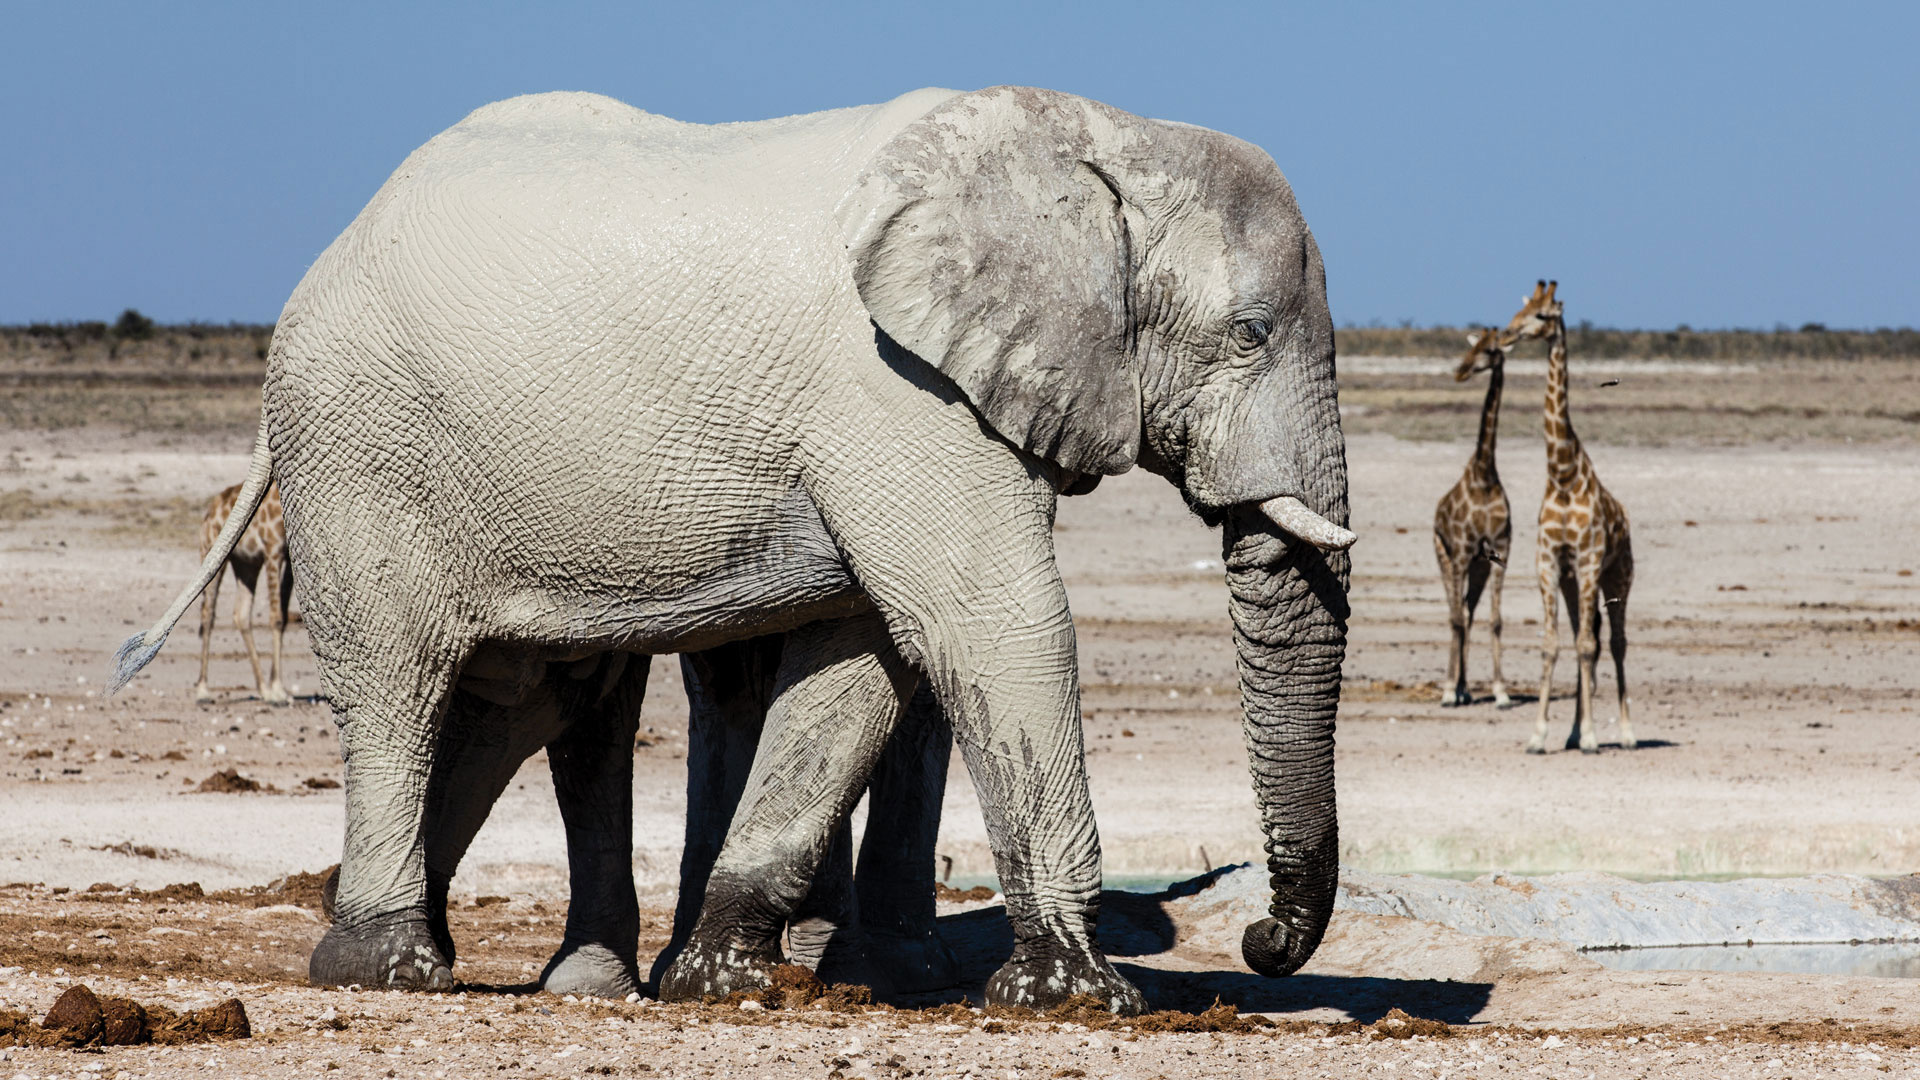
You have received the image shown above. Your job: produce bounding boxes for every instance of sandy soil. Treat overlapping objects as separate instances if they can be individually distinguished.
[3,357,1918,1074]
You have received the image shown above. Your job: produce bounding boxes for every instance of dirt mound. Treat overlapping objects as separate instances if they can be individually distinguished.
[0,984,250,1048]
[196,768,275,794]
[301,776,340,789]
[934,883,996,902]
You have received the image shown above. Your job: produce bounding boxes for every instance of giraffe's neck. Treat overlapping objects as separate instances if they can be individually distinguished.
[1543,321,1582,482]
[1469,361,1503,480]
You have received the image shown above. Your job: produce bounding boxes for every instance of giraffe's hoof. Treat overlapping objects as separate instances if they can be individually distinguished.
[1579,744,1600,755]
[263,685,293,706]
[192,686,215,705]
[1493,691,1513,709]
[1620,738,1638,750]
[1524,743,1546,755]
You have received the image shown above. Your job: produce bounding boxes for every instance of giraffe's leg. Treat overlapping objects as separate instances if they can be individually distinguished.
[1462,557,1492,705]
[1603,550,1635,750]
[1486,546,1512,708]
[1570,569,1600,754]
[1435,535,1468,706]
[229,560,265,699]
[262,552,292,705]
[1528,550,1561,754]
[193,565,224,704]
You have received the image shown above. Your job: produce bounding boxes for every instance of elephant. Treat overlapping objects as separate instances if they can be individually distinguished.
[112,85,1353,1014]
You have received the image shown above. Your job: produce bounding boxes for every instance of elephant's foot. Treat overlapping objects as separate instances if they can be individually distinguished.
[985,949,1144,1015]
[656,935,785,1002]
[541,941,641,1000]
[861,929,960,995]
[310,912,452,990]
[789,920,888,996]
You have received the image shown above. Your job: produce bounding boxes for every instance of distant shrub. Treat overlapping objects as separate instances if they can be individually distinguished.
[113,308,156,341]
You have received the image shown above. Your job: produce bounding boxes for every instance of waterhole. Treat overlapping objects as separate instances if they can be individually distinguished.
[1587,942,1920,978]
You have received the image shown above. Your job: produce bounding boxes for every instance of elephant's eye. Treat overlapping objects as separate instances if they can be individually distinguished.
[1233,317,1272,350]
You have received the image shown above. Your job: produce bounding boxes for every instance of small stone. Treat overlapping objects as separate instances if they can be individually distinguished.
[737,999,764,1012]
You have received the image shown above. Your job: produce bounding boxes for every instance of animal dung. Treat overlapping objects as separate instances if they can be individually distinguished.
[0,984,250,1048]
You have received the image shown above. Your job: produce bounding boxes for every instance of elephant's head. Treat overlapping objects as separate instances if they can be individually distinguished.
[839,87,1351,977]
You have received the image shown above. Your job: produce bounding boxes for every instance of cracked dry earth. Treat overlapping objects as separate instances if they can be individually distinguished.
[5,357,1920,1076]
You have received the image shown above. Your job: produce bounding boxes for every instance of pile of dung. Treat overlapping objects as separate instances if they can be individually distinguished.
[196,768,276,794]
[715,964,874,1012]
[0,985,250,1048]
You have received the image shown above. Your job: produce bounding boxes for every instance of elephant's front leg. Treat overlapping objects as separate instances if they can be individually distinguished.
[933,625,1143,1015]
[541,653,651,998]
[853,682,959,993]
[657,614,915,1001]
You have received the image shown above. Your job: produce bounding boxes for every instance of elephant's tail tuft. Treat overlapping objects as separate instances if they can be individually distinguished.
[107,630,168,696]
[107,413,275,696]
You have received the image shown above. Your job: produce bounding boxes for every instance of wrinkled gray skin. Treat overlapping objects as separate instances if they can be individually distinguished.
[113,86,1350,1014]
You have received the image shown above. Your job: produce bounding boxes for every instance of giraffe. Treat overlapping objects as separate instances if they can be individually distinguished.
[1433,327,1513,707]
[1501,280,1635,753]
[192,480,293,705]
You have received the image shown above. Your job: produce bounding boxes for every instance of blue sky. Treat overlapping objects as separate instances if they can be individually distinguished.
[2,2,1913,329]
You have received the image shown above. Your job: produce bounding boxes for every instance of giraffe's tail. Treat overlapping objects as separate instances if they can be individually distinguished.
[109,413,275,696]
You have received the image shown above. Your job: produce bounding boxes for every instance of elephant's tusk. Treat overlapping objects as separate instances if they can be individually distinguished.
[1259,496,1357,552]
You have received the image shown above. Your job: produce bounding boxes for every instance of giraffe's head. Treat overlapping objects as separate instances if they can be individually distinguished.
[1455,327,1506,381]
[1500,279,1563,345]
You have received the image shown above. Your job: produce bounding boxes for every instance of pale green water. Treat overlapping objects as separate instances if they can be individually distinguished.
[1587,942,1920,978]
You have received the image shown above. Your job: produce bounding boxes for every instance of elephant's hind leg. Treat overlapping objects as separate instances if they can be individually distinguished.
[853,681,959,993]
[540,653,651,999]
[309,630,470,992]
[650,637,786,990]
[658,614,915,1003]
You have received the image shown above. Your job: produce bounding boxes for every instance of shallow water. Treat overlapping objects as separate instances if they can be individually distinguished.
[1586,942,1920,978]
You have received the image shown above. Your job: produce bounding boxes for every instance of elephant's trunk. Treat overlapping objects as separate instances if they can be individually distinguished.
[1223,487,1350,978]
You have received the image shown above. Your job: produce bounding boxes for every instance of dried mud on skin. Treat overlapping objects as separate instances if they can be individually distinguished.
[0,983,248,1048]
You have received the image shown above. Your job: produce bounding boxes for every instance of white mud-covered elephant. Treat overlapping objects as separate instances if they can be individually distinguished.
[113,85,1353,1014]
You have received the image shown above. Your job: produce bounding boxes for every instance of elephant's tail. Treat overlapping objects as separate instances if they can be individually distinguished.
[108,413,275,696]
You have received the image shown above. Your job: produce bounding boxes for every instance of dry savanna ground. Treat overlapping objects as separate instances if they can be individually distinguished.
[2,343,1918,1076]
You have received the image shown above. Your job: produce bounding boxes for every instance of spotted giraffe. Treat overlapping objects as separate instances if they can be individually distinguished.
[193,480,293,705]
[1501,280,1635,753]
[1433,327,1513,707]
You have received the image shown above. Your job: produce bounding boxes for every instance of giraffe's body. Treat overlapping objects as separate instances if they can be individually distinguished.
[1503,281,1635,753]
[1433,330,1513,707]
[193,480,293,705]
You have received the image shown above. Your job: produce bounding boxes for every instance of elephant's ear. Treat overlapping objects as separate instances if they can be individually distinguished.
[838,86,1150,476]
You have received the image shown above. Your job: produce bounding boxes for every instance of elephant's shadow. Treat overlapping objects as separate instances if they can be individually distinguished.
[907,869,1493,1023]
